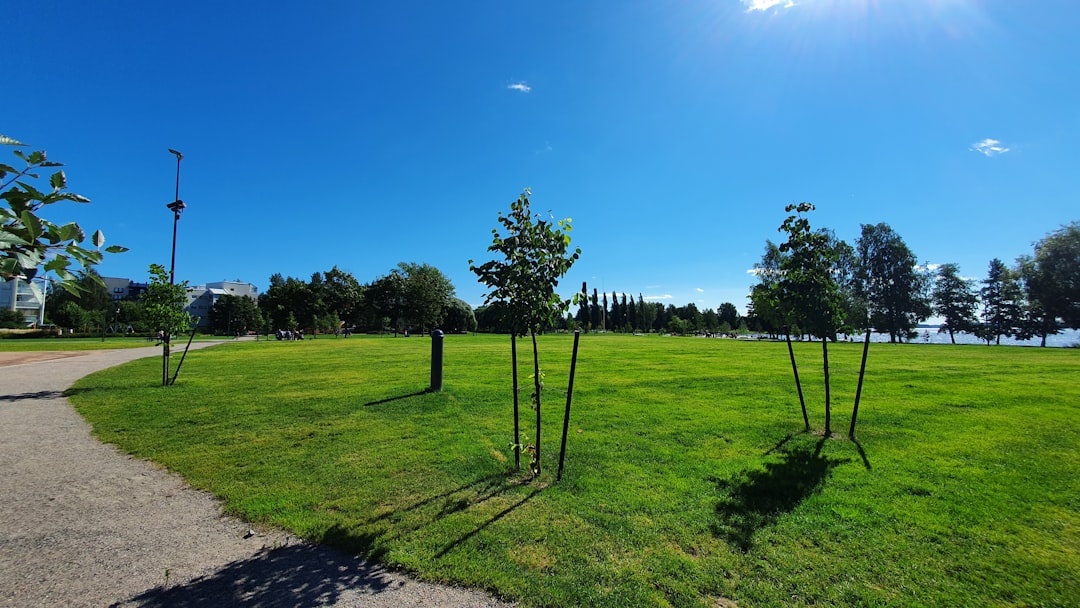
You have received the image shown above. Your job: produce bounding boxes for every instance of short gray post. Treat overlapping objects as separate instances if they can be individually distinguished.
[430,329,444,391]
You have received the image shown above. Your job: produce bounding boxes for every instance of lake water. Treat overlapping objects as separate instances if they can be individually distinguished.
[835,327,1080,348]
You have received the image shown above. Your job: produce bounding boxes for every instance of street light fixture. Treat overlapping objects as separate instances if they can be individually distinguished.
[166,149,185,285]
[163,148,184,386]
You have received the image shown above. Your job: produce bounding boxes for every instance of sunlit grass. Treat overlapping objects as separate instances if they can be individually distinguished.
[69,334,1079,607]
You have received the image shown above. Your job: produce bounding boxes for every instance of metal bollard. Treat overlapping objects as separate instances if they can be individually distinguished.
[430,329,444,391]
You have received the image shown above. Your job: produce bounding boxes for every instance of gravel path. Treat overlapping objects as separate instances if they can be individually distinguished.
[0,343,514,608]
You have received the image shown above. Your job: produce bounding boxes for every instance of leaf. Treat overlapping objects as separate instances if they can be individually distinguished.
[92,229,105,248]
[0,135,26,146]
[0,230,29,247]
[49,170,67,190]
[19,211,43,241]
[105,245,129,254]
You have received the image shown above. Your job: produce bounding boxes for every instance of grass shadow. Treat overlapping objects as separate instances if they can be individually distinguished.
[114,542,399,607]
[710,437,848,552]
[852,437,872,470]
[363,390,429,407]
[435,487,543,558]
[317,472,531,563]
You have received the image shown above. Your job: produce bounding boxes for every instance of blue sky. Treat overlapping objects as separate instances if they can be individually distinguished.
[7,1,1078,313]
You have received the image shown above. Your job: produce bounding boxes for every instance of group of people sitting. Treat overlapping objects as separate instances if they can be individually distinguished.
[274,329,304,340]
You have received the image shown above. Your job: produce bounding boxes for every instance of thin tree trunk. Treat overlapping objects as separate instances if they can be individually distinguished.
[850,329,871,439]
[949,329,956,345]
[531,329,542,475]
[822,338,831,437]
[786,331,809,431]
[511,332,520,471]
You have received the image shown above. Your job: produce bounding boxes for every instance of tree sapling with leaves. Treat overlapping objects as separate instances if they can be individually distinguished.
[470,189,580,476]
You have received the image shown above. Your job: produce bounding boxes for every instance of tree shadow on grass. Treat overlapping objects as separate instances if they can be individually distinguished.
[317,472,539,563]
[114,542,400,607]
[710,437,848,552]
[362,390,429,407]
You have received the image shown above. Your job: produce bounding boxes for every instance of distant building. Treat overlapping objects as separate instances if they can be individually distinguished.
[103,277,149,301]
[0,277,46,326]
[184,280,259,328]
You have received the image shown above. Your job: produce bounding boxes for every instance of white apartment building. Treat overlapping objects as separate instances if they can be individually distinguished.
[0,276,46,326]
[185,281,259,328]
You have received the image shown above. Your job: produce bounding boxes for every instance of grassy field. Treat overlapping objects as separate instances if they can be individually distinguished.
[68,333,1079,607]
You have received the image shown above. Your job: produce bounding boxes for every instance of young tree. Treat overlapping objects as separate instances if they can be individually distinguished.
[142,264,193,386]
[1,136,127,293]
[470,189,580,476]
[854,223,931,342]
[931,263,979,344]
[776,203,847,436]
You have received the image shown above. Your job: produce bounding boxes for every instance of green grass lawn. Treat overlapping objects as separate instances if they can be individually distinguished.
[69,333,1079,607]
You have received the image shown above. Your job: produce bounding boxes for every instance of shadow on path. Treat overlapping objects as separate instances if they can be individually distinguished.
[113,542,400,608]
[0,390,64,402]
[710,437,848,552]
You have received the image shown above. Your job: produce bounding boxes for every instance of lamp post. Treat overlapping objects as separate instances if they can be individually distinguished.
[166,149,185,285]
[163,149,184,386]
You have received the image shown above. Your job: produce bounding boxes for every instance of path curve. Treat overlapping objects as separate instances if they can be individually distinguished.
[0,342,513,608]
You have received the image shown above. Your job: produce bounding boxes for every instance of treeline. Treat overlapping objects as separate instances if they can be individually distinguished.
[748,216,1079,347]
[478,286,747,335]
[36,262,478,337]
[252,262,476,336]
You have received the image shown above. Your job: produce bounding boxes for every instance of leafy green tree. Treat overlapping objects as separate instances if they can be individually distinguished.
[367,271,406,334]
[931,263,979,344]
[777,203,847,436]
[116,299,144,332]
[718,302,739,329]
[749,240,787,337]
[854,223,931,343]
[317,266,365,328]
[259,274,313,332]
[142,264,193,386]
[443,297,477,333]
[399,262,455,335]
[980,258,1025,345]
[208,293,263,335]
[52,300,92,332]
[470,189,580,475]
[0,308,26,328]
[1,135,127,293]
[1019,222,1079,345]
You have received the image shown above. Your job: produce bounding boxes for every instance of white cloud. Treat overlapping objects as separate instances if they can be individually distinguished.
[507,82,531,93]
[742,0,796,12]
[645,294,673,301]
[970,138,1010,157]
[695,287,705,293]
